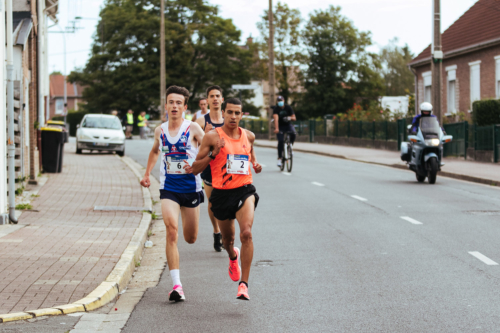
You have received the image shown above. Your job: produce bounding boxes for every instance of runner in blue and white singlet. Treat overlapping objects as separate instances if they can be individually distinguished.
[140,85,206,302]
[159,119,202,193]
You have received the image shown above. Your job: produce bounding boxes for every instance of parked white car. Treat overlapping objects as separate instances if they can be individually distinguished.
[76,114,126,156]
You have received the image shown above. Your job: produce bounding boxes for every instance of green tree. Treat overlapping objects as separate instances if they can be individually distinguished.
[300,6,384,118]
[69,0,253,114]
[379,38,415,96]
[257,2,305,104]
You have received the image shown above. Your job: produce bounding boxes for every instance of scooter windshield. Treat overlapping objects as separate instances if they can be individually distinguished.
[419,117,440,138]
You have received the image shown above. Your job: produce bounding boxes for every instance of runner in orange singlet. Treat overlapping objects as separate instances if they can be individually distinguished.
[184,98,262,300]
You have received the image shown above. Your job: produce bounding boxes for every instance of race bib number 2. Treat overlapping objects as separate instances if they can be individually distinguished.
[167,156,186,174]
[227,154,249,175]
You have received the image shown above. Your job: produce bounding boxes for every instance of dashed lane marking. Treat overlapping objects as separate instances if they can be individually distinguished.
[351,195,367,202]
[400,216,423,225]
[282,172,291,176]
[468,251,499,265]
[312,182,325,187]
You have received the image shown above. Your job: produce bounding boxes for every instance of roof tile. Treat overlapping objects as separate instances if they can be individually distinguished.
[410,0,500,65]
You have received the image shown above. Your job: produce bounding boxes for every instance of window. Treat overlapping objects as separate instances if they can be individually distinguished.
[422,71,432,103]
[469,60,481,110]
[495,56,500,98]
[446,65,457,115]
[55,99,64,115]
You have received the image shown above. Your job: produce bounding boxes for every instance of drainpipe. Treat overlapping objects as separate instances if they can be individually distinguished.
[6,0,18,224]
[0,0,7,224]
[38,0,45,127]
[409,65,419,116]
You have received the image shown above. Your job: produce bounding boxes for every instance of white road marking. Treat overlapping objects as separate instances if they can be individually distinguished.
[282,172,291,176]
[351,195,367,202]
[400,216,423,225]
[312,182,325,187]
[260,164,266,167]
[468,251,499,265]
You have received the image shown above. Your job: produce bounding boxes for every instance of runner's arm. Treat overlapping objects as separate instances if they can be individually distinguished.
[195,116,207,131]
[189,121,205,147]
[184,131,220,175]
[246,130,262,174]
[140,126,161,188]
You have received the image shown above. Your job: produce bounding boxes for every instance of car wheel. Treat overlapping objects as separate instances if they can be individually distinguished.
[76,141,82,154]
[117,149,125,157]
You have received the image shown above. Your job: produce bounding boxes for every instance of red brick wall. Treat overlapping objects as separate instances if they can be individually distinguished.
[48,98,80,119]
[413,44,500,120]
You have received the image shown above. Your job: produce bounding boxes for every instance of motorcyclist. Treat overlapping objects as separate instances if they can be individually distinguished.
[410,102,436,134]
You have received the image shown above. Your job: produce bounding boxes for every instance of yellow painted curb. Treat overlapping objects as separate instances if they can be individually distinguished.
[0,155,153,323]
[74,281,119,311]
[0,312,33,323]
[26,308,63,318]
[54,303,86,315]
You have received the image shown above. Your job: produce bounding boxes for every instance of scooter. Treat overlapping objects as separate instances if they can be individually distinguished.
[400,117,453,184]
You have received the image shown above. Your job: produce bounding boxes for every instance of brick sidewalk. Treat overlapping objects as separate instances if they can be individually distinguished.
[0,144,143,314]
[256,139,500,183]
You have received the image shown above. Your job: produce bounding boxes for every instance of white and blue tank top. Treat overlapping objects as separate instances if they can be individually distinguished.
[159,120,202,193]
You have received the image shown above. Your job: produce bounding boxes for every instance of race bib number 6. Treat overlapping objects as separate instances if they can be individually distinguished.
[227,154,249,175]
[167,156,186,174]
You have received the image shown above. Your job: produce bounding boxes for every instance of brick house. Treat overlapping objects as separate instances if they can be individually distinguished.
[48,74,85,119]
[409,0,500,119]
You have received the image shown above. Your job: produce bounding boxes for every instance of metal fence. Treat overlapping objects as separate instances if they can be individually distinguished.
[239,119,269,134]
[443,122,468,158]
[240,119,500,163]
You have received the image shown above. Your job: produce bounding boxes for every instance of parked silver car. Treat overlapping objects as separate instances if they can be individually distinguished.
[76,114,126,156]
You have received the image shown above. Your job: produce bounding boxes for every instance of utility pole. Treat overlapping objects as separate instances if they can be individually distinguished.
[267,0,275,140]
[432,0,443,123]
[160,0,166,120]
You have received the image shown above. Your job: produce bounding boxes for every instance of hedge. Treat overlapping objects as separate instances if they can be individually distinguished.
[53,111,89,136]
[472,99,500,126]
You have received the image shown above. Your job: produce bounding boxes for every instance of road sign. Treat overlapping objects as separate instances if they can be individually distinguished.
[232,84,259,90]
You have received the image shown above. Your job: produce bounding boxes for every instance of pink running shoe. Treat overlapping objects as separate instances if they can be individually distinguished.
[236,283,250,300]
[228,247,241,282]
[168,285,185,302]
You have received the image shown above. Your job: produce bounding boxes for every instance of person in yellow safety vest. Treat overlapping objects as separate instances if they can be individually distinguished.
[125,110,134,139]
[138,111,149,139]
[184,110,193,121]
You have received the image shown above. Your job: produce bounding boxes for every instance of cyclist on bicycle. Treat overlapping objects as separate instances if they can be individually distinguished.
[273,96,296,168]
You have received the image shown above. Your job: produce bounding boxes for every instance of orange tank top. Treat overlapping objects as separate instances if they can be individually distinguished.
[211,127,253,190]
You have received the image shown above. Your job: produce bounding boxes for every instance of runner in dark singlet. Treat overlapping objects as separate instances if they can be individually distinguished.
[195,85,225,252]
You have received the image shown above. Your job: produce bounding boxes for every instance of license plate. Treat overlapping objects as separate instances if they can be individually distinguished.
[94,142,109,147]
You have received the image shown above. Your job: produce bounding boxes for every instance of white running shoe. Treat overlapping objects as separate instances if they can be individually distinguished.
[277,160,282,168]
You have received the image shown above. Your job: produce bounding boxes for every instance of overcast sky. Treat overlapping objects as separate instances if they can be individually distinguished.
[48,0,479,75]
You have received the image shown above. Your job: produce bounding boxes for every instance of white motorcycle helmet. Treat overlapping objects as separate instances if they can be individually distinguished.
[420,102,433,116]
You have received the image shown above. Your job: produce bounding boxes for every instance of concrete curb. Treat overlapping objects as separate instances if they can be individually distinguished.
[0,155,152,324]
[254,143,499,187]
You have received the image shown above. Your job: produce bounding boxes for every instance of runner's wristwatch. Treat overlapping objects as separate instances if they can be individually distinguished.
[208,151,216,160]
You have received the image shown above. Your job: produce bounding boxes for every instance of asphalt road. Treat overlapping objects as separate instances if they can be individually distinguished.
[123,138,500,332]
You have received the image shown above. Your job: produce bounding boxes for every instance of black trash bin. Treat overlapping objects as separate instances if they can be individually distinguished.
[47,120,69,143]
[41,127,64,173]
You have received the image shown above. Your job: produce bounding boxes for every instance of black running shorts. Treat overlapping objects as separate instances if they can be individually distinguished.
[160,190,204,208]
[200,166,212,186]
[210,184,259,221]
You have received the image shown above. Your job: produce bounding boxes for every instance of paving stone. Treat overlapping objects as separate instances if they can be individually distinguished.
[0,144,144,314]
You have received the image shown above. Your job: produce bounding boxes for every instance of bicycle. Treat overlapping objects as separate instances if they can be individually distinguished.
[279,131,293,172]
